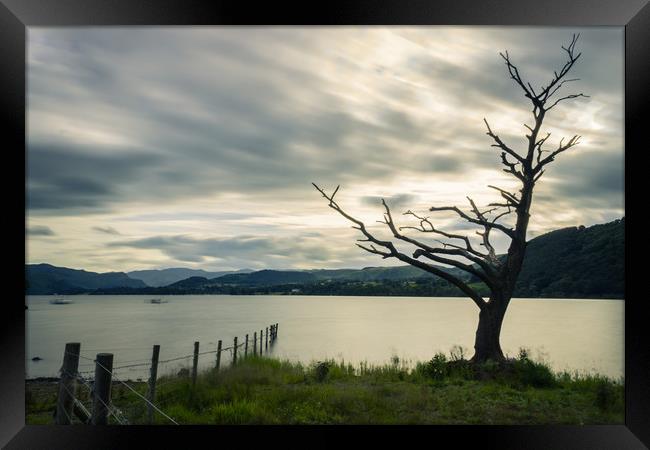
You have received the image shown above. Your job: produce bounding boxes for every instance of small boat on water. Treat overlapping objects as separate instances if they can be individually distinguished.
[49,297,73,305]
[147,298,168,304]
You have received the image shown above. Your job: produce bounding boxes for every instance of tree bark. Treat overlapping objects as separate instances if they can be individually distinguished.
[471,293,509,363]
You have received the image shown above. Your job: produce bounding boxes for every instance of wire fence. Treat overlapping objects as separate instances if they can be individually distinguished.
[50,323,279,426]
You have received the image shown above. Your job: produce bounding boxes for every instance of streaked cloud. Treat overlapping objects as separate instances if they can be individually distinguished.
[25,27,624,272]
[92,226,121,235]
[106,232,367,270]
[27,225,55,236]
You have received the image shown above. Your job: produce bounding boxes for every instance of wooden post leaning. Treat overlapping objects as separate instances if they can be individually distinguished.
[55,342,81,425]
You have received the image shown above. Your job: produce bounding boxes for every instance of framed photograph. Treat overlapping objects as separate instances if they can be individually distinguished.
[3,0,648,448]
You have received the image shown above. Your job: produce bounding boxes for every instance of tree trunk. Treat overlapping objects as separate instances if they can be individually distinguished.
[471,294,509,363]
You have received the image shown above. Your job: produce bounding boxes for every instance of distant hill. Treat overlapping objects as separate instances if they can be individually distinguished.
[89,265,466,295]
[90,263,484,295]
[306,265,471,282]
[191,265,468,286]
[127,268,253,287]
[514,218,624,298]
[210,269,318,285]
[25,263,146,294]
[29,218,624,298]
[167,276,211,289]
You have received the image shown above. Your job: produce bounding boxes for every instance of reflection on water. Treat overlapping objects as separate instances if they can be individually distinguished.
[26,295,623,380]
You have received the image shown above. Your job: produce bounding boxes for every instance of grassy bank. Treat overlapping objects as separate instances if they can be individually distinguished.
[26,350,624,425]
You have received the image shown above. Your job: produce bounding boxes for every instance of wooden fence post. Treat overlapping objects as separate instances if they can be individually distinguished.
[253,332,257,356]
[265,327,269,350]
[245,334,249,358]
[233,337,238,366]
[192,341,199,387]
[55,342,80,425]
[147,344,160,424]
[91,353,113,425]
[216,340,222,370]
[260,329,263,355]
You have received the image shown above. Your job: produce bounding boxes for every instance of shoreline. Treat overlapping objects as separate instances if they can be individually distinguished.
[25,355,625,425]
[26,293,625,300]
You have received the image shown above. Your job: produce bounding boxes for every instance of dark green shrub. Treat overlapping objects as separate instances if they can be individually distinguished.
[595,379,616,411]
[506,347,555,388]
[314,361,330,382]
[514,358,556,388]
[423,353,448,380]
[447,359,474,380]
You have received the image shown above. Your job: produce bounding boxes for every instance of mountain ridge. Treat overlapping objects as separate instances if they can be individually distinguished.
[25,263,146,294]
[126,267,254,287]
[26,218,624,298]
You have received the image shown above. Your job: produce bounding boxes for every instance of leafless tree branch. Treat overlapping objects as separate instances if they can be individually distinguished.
[534,135,582,173]
[537,34,589,108]
[487,185,520,207]
[494,34,586,179]
[499,50,538,105]
[378,201,498,286]
[312,183,488,309]
[399,210,500,278]
[483,118,525,164]
[545,93,590,111]
[428,203,517,241]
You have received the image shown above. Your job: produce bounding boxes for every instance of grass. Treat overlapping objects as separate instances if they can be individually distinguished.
[26,349,624,425]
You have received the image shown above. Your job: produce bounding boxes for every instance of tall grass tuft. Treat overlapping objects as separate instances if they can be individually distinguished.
[25,350,624,425]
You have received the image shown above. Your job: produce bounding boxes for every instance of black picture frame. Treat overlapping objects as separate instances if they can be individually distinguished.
[2,0,647,448]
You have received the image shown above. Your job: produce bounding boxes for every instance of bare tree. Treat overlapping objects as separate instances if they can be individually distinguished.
[313,34,588,363]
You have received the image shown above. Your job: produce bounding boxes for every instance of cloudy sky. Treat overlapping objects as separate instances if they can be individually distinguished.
[26,27,624,273]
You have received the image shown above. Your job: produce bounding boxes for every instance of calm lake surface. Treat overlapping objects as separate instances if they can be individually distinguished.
[26,295,624,380]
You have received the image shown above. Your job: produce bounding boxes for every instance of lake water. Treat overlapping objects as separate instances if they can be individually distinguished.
[26,295,624,380]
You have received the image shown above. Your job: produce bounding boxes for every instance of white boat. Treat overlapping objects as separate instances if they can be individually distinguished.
[49,297,73,305]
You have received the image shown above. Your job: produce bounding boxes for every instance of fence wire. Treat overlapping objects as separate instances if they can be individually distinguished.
[53,323,279,425]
